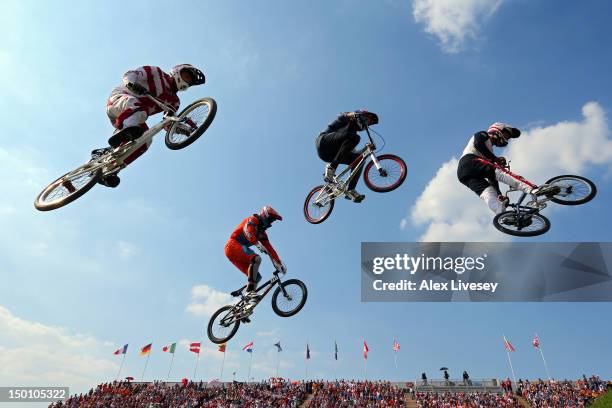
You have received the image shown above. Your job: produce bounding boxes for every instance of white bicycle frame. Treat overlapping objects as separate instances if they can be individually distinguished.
[313,138,382,206]
[90,94,190,177]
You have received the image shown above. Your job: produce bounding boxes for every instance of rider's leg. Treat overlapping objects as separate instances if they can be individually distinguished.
[480,185,507,214]
[494,168,534,194]
[316,132,360,181]
[106,93,148,147]
[459,171,507,215]
[246,255,262,292]
[339,147,366,202]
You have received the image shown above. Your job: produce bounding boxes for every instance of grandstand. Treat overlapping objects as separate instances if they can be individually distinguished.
[49,376,609,407]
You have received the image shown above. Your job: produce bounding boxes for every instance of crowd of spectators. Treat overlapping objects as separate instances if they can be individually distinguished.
[49,379,307,408]
[415,391,520,407]
[48,376,610,408]
[520,375,608,407]
[307,380,406,407]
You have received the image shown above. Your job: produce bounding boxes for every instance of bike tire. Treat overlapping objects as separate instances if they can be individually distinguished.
[304,185,335,224]
[363,154,407,193]
[493,211,551,237]
[544,175,597,206]
[207,305,240,344]
[34,165,102,211]
[271,279,308,318]
[165,97,217,150]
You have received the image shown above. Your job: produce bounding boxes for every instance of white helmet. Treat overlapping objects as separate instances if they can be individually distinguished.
[487,122,521,147]
[170,64,205,91]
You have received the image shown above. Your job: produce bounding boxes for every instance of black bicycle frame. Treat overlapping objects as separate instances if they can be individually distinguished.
[508,192,540,229]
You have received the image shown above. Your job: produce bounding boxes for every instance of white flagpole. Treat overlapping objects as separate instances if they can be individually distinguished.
[116,352,126,381]
[247,351,253,381]
[506,350,517,386]
[220,350,226,381]
[141,352,151,382]
[193,350,201,380]
[167,352,175,381]
[276,351,280,378]
[536,335,551,381]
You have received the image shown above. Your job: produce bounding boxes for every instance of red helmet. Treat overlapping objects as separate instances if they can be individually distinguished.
[259,206,283,224]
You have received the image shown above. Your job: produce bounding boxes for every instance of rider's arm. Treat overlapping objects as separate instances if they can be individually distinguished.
[123,67,148,90]
[473,132,498,161]
[258,232,281,264]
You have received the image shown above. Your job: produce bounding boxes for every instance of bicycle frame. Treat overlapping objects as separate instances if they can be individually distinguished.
[79,95,187,177]
[220,270,286,327]
[313,126,383,206]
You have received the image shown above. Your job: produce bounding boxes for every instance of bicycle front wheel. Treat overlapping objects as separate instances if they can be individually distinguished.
[34,163,101,211]
[544,175,597,205]
[304,185,335,224]
[207,305,240,344]
[272,279,308,318]
[364,154,407,192]
[165,97,217,150]
[493,211,550,237]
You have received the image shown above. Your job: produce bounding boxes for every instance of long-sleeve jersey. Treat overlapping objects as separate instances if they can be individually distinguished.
[114,66,180,116]
[229,215,281,264]
[461,131,498,161]
[319,112,362,136]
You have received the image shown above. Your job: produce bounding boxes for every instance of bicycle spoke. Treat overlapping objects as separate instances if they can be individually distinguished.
[275,284,303,313]
[169,104,211,144]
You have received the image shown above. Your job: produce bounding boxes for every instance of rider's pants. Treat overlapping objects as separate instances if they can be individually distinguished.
[225,239,257,276]
[316,131,363,190]
[480,186,506,214]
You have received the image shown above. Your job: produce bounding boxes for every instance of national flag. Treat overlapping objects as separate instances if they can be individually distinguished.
[274,342,282,352]
[306,343,310,360]
[532,335,540,349]
[334,341,338,361]
[113,344,128,355]
[363,341,369,359]
[162,343,176,354]
[218,343,227,353]
[140,343,152,356]
[189,342,201,354]
[243,341,254,353]
[503,336,515,352]
[393,339,400,352]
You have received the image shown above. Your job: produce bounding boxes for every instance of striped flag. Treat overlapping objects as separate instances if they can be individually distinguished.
[140,343,152,356]
[113,344,128,355]
[334,341,338,361]
[363,341,369,360]
[393,339,400,352]
[532,335,540,349]
[243,341,254,353]
[189,342,201,354]
[306,343,310,360]
[162,343,176,353]
[218,343,227,353]
[503,336,516,352]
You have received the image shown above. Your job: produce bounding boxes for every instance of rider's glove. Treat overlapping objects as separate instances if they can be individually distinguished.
[255,243,268,255]
[495,156,507,166]
[127,82,148,95]
[273,260,287,274]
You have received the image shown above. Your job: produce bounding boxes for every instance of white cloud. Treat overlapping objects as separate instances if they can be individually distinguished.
[412,0,503,53]
[185,284,233,317]
[0,306,115,389]
[404,102,612,241]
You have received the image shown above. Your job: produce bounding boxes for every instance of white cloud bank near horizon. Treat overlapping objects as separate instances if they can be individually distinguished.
[0,305,116,390]
[412,0,504,53]
[403,102,612,241]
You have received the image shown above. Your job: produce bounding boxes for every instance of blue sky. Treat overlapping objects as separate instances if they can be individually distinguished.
[1,0,611,397]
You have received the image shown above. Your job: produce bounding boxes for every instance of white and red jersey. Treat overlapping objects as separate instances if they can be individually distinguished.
[110,66,180,116]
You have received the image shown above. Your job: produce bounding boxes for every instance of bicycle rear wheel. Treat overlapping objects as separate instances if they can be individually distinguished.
[165,97,217,150]
[304,185,335,224]
[544,175,597,205]
[364,154,407,192]
[34,163,101,211]
[207,305,240,344]
[271,279,308,317]
[493,211,550,237]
